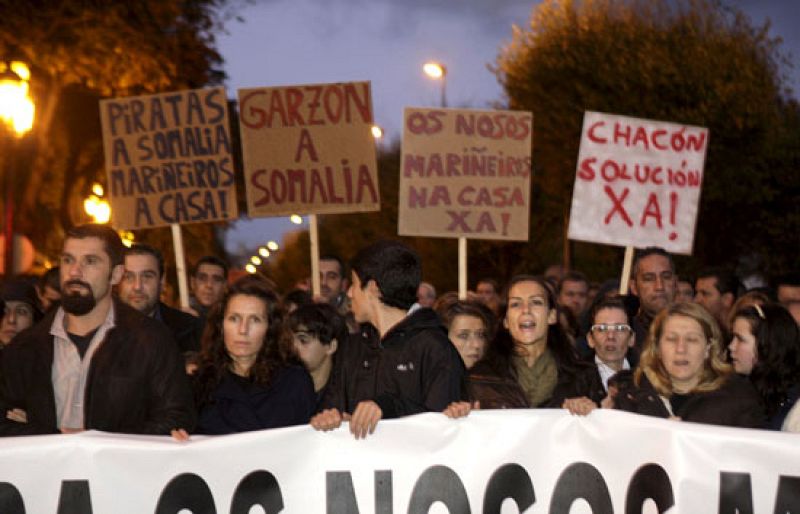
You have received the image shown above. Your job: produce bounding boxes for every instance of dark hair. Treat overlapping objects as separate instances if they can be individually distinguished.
[194,275,286,406]
[193,255,229,279]
[774,271,800,289]
[287,303,347,348]
[733,303,800,418]
[558,271,589,293]
[590,295,630,325]
[65,224,125,267]
[320,255,345,278]
[476,278,500,293]
[350,240,420,310]
[489,275,582,377]
[282,289,313,311]
[697,267,740,296]
[632,247,675,278]
[1,278,43,323]
[38,266,60,293]
[125,243,165,278]
[439,300,497,343]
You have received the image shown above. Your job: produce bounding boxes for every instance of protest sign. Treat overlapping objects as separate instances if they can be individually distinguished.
[398,107,533,241]
[567,111,708,254]
[1,411,798,513]
[238,81,380,217]
[100,87,238,230]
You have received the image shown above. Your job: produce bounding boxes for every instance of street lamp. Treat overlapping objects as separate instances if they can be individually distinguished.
[423,61,447,108]
[84,182,111,224]
[371,125,383,139]
[0,60,35,275]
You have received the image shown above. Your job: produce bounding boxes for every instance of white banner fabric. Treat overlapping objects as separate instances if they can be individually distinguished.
[0,410,798,513]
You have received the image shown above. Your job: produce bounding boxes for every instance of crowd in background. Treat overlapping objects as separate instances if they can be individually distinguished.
[0,224,798,439]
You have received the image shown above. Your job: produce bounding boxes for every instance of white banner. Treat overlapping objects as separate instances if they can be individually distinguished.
[0,410,798,513]
[567,111,709,255]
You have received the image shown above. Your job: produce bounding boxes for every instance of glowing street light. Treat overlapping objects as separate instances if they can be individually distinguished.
[371,125,383,139]
[0,61,35,136]
[258,247,270,258]
[92,183,104,196]
[290,214,303,225]
[266,241,279,251]
[423,61,447,107]
[83,194,111,224]
[250,255,262,266]
[245,264,257,274]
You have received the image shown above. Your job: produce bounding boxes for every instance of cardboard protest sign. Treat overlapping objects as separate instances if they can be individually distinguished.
[398,107,533,241]
[238,81,380,217]
[100,87,237,230]
[567,111,708,254]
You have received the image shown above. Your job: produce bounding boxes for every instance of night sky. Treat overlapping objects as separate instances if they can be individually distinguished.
[218,0,799,256]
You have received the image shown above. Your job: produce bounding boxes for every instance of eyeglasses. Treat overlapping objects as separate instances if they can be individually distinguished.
[591,323,632,335]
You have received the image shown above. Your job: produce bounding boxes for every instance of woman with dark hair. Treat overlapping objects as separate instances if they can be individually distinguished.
[729,303,800,431]
[613,302,765,428]
[190,275,315,434]
[445,275,587,416]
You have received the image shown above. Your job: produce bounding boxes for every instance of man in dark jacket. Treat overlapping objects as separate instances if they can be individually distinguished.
[0,224,195,436]
[312,240,464,438]
[118,243,203,361]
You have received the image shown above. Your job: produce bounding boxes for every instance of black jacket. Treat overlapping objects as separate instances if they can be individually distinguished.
[196,366,315,434]
[322,308,464,418]
[0,300,196,436]
[158,301,203,355]
[613,371,766,429]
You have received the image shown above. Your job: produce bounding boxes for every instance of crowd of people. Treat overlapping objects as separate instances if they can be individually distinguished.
[0,224,798,439]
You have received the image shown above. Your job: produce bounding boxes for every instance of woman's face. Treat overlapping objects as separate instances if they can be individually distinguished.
[658,314,710,392]
[504,280,556,347]
[0,301,35,345]
[728,317,758,375]
[448,314,487,369]
[223,294,269,370]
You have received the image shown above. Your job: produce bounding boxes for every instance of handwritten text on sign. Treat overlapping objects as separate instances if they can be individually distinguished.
[100,87,237,230]
[238,82,380,217]
[567,111,708,254]
[398,108,533,241]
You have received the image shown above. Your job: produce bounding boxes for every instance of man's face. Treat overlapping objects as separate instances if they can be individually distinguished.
[630,254,676,316]
[558,279,589,316]
[476,282,498,304]
[777,285,800,306]
[37,285,61,311]
[675,280,694,303]
[319,259,344,303]
[347,271,371,324]
[0,301,35,345]
[60,237,122,314]
[416,283,436,308]
[191,263,226,308]
[119,254,162,315]
[694,277,730,322]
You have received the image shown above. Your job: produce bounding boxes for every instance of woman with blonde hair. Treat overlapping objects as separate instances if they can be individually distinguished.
[613,302,765,428]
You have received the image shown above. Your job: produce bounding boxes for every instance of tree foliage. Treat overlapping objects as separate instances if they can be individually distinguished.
[0,0,240,271]
[494,0,798,277]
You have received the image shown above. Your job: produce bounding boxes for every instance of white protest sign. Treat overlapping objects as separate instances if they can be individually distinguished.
[1,410,798,513]
[398,107,533,241]
[567,111,708,254]
[238,81,380,217]
[100,87,238,230]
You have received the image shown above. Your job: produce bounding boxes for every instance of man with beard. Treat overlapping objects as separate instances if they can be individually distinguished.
[118,244,202,365]
[0,225,195,436]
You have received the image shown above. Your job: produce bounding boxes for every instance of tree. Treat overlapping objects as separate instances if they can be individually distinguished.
[0,0,241,270]
[494,0,798,278]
